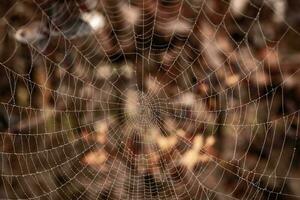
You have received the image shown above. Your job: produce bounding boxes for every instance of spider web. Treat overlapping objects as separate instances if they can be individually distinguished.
[0,0,300,199]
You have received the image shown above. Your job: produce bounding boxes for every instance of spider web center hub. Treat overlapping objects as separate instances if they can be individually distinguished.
[125,92,162,130]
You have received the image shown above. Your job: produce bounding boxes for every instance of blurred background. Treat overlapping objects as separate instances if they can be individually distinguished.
[0,0,300,199]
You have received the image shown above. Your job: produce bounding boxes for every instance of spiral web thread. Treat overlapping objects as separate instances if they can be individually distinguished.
[0,0,300,199]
